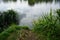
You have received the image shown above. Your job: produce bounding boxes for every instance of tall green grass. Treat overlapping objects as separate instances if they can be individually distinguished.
[33,9,60,40]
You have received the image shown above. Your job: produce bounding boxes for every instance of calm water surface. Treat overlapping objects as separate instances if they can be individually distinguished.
[0,0,60,28]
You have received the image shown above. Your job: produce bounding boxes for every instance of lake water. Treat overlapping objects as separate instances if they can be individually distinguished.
[0,0,60,28]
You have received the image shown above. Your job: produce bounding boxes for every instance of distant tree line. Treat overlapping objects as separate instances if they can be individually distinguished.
[28,0,53,6]
[3,0,17,2]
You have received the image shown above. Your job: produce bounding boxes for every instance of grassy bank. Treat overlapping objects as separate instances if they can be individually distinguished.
[0,24,29,40]
[0,9,60,40]
[33,9,60,40]
[0,24,20,40]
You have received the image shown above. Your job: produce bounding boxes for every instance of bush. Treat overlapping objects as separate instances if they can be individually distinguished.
[0,10,19,32]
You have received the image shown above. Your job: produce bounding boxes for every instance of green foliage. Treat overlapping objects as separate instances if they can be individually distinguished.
[0,24,20,40]
[0,24,29,40]
[56,9,60,17]
[33,10,60,40]
[28,0,53,6]
[35,0,53,3]
[21,26,29,30]
[0,10,19,32]
[28,0,35,6]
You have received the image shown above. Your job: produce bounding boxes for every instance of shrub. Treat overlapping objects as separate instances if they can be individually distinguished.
[0,10,19,32]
